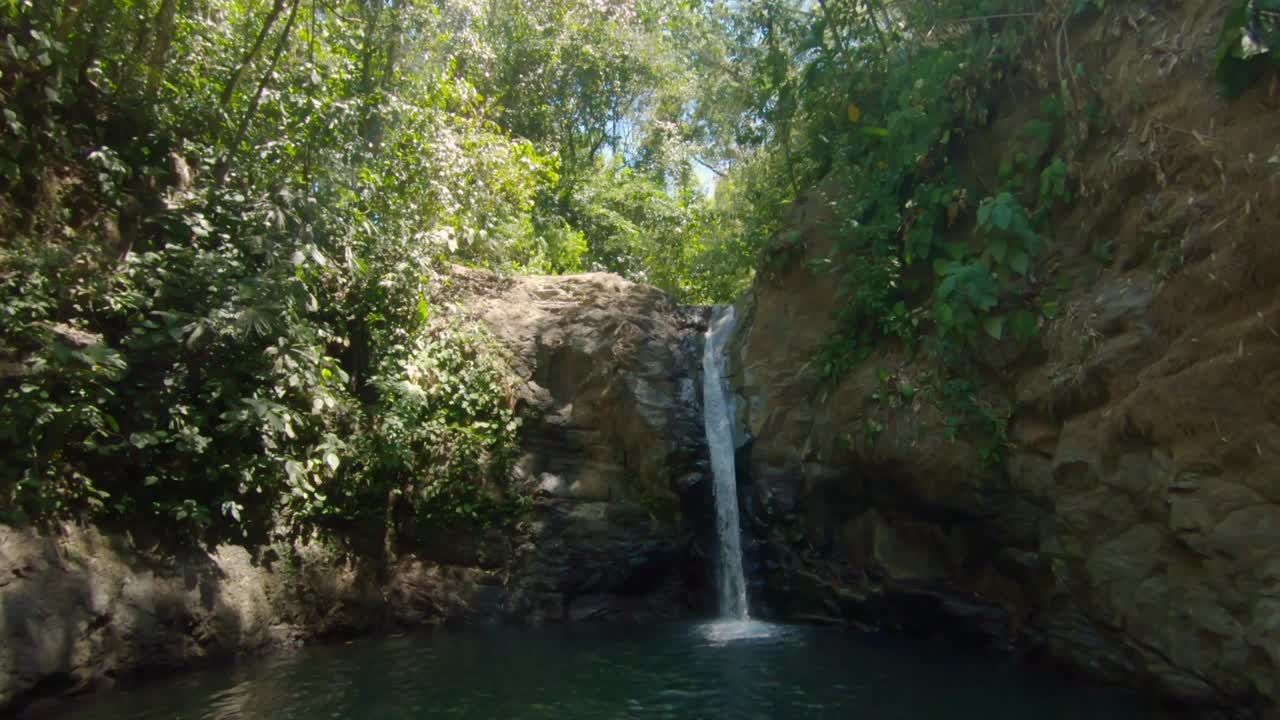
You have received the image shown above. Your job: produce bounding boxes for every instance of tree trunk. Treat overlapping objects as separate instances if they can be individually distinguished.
[379,0,402,90]
[75,0,116,88]
[765,7,800,195]
[213,0,303,186]
[145,0,178,97]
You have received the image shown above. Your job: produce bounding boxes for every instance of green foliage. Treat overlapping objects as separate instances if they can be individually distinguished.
[780,3,1048,359]
[1,196,525,540]
[938,374,1011,467]
[0,0,561,544]
[568,159,713,300]
[702,0,1085,461]
[337,319,524,529]
[1039,158,1072,208]
[444,0,757,302]
[976,192,1040,279]
[933,259,1001,341]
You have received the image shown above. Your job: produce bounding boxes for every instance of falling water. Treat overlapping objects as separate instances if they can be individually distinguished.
[702,305,749,619]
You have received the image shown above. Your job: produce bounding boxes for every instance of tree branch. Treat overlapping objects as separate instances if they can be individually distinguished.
[221,0,289,110]
[694,156,727,178]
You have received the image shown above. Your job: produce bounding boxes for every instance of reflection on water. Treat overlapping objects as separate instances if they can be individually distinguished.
[56,622,1156,720]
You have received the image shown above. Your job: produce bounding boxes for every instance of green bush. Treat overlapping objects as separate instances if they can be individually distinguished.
[0,0,549,545]
[339,319,525,529]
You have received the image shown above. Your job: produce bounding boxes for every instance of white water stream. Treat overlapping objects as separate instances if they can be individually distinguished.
[702,305,749,619]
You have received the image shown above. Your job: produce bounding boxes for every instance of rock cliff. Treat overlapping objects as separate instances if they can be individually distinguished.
[731,1,1280,716]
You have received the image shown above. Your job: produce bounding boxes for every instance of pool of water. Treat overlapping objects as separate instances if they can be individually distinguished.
[57,621,1155,719]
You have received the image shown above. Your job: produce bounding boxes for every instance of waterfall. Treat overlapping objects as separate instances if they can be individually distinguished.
[702,305,749,620]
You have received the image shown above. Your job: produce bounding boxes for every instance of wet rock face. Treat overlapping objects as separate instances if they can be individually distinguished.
[456,269,713,621]
[731,3,1280,715]
[0,270,714,711]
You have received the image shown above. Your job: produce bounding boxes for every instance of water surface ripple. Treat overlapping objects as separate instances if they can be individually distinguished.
[58,621,1156,720]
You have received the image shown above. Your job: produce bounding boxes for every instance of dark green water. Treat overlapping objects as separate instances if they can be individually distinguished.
[61,621,1155,719]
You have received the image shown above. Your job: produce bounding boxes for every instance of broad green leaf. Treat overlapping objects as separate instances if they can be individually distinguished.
[1008,250,1030,275]
[1010,309,1039,341]
[983,315,1005,340]
[936,303,955,328]
[991,236,1008,262]
[993,202,1013,231]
